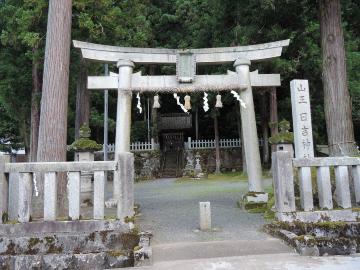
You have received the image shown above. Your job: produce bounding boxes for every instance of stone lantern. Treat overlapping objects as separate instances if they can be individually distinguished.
[69,124,102,203]
[269,120,294,157]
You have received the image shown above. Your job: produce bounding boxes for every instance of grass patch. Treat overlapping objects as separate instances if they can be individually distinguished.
[176,170,272,184]
[176,171,247,183]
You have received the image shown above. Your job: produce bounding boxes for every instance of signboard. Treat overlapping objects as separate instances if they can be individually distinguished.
[290,79,314,158]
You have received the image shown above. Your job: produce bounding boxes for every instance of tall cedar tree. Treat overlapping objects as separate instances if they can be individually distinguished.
[37,0,72,214]
[319,0,357,156]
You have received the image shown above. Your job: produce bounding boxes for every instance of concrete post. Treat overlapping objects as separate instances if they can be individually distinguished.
[0,155,10,224]
[93,171,105,219]
[112,60,134,205]
[334,166,351,208]
[116,152,135,220]
[18,173,32,223]
[272,151,296,212]
[44,172,57,221]
[67,172,81,220]
[199,202,211,230]
[234,59,263,193]
[316,167,333,209]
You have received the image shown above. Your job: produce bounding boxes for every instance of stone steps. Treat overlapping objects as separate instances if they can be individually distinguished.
[152,239,292,262]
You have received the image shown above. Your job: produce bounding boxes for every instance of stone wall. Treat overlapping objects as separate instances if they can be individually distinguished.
[183,148,242,174]
[95,151,162,181]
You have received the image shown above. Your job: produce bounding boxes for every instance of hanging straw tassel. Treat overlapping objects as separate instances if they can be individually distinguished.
[215,94,223,108]
[184,94,191,110]
[153,94,161,109]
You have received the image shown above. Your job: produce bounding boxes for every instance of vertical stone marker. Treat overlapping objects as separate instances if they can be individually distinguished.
[199,202,211,230]
[290,80,314,158]
[290,80,314,211]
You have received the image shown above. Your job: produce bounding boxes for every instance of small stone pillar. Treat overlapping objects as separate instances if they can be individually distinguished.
[77,151,94,196]
[199,202,211,230]
[234,59,263,194]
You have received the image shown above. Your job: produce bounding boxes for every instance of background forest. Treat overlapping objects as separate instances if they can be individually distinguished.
[0,0,359,152]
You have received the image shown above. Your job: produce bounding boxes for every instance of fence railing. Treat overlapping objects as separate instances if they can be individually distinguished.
[106,138,159,153]
[185,137,241,150]
[272,151,360,222]
[0,153,134,224]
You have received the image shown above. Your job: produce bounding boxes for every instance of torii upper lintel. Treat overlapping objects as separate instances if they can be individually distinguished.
[73,39,290,65]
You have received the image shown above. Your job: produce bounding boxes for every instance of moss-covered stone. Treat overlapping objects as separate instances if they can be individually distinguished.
[2,212,8,223]
[107,249,127,257]
[264,221,360,255]
[269,119,294,144]
[68,124,102,152]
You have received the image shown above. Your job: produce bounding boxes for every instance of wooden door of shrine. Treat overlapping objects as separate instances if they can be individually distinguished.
[162,132,184,152]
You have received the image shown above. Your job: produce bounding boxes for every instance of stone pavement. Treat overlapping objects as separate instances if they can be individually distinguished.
[128,253,360,270]
[118,177,360,269]
[134,177,273,244]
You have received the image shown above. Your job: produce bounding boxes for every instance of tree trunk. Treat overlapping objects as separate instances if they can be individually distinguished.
[214,113,221,174]
[260,93,270,164]
[75,59,90,139]
[319,0,357,156]
[37,0,72,216]
[29,47,41,162]
[269,87,278,153]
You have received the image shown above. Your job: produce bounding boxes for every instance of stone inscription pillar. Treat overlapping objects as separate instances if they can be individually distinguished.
[234,59,263,193]
[112,59,134,206]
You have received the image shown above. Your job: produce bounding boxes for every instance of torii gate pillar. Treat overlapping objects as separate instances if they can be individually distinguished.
[115,59,134,154]
[234,59,264,194]
[108,59,134,215]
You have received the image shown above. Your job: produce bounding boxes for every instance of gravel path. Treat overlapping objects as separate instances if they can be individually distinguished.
[134,177,274,245]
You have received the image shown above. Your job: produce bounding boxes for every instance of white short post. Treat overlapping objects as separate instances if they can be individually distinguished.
[316,167,333,209]
[0,155,10,224]
[8,172,19,220]
[199,202,211,230]
[44,172,57,221]
[234,59,263,193]
[93,171,105,219]
[352,165,360,204]
[112,60,134,205]
[334,166,351,208]
[299,167,314,211]
[67,172,81,220]
[18,173,32,223]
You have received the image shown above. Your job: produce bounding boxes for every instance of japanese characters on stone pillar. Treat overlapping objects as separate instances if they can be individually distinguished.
[290,79,314,211]
[290,79,314,158]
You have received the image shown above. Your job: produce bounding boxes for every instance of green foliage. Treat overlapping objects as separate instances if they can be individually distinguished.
[131,121,148,142]
[1,0,360,150]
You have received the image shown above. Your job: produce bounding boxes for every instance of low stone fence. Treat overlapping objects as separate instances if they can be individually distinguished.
[0,153,134,225]
[272,151,360,222]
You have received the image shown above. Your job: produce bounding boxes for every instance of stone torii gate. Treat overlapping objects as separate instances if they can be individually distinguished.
[74,39,289,208]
